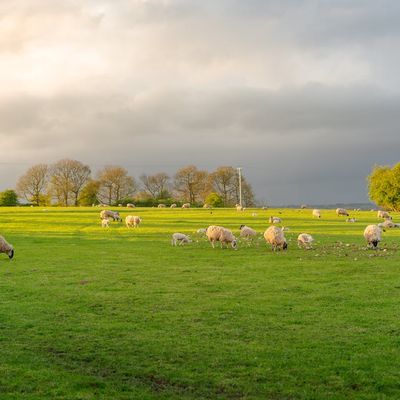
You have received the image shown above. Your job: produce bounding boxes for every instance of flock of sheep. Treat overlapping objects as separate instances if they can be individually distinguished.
[96,206,397,252]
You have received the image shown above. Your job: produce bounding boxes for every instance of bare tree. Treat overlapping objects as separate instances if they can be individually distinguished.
[208,166,237,206]
[140,172,170,199]
[16,164,49,205]
[97,166,137,205]
[49,159,91,206]
[174,165,208,204]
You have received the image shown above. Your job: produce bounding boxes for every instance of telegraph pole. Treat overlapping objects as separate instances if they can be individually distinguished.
[237,167,242,207]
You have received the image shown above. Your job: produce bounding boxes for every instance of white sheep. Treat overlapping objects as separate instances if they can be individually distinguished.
[239,225,257,238]
[236,204,244,211]
[126,203,135,208]
[312,209,321,218]
[269,216,282,224]
[377,210,391,220]
[0,235,14,259]
[336,208,349,216]
[99,210,122,222]
[378,220,400,229]
[297,233,314,249]
[158,204,166,208]
[182,203,191,208]
[346,218,357,223]
[363,225,382,248]
[196,228,207,235]
[263,226,287,251]
[170,204,177,208]
[101,218,110,228]
[206,226,237,249]
[125,215,142,228]
[203,204,212,209]
[171,233,192,246]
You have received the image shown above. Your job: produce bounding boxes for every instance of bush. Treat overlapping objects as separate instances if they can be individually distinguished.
[0,189,19,206]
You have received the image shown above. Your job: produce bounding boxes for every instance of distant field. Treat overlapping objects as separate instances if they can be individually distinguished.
[1,206,400,399]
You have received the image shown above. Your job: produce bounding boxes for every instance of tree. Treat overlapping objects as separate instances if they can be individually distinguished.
[49,159,91,206]
[97,166,137,205]
[16,164,49,206]
[208,166,237,206]
[140,173,170,199]
[0,190,18,206]
[174,165,208,204]
[368,163,400,211]
[205,192,223,207]
[233,177,256,207]
[79,179,100,206]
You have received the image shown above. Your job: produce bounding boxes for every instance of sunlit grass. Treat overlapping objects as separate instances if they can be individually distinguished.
[1,206,400,399]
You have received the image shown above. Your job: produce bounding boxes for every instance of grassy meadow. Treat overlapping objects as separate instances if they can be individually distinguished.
[1,206,400,399]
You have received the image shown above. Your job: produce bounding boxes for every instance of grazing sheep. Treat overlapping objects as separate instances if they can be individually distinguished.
[336,208,349,216]
[377,210,392,220]
[126,203,135,208]
[171,233,192,246]
[378,220,400,229]
[158,204,166,208]
[263,226,287,251]
[196,228,207,235]
[236,204,244,211]
[100,210,122,222]
[101,218,110,228]
[203,203,212,209]
[346,218,357,223]
[239,225,257,238]
[125,215,142,228]
[0,235,14,259]
[364,225,382,248]
[182,203,191,208]
[312,209,321,218]
[297,233,314,249]
[206,226,237,249]
[269,216,282,224]
[170,203,177,208]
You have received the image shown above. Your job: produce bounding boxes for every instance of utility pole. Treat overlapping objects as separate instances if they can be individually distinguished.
[237,167,242,207]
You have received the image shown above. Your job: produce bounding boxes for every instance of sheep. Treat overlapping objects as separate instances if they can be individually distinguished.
[336,208,349,216]
[269,216,282,224]
[126,203,135,208]
[312,209,321,218]
[236,204,244,211]
[171,233,192,246]
[363,225,382,248]
[378,220,400,229]
[301,204,308,209]
[346,218,357,223]
[239,225,257,238]
[297,233,314,249]
[263,226,287,251]
[206,225,237,249]
[0,235,14,259]
[196,228,207,235]
[125,215,142,228]
[158,204,166,208]
[99,210,122,222]
[170,203,177,208]
[203,203,212,209]
[377,210,391,220]
[182,203,191,208]
[101,218,110,228]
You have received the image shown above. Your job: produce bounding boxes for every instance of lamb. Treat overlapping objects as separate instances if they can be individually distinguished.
[206,225,237,249]
[203,204,212,209]
[269,216,282,224]
[157,204,166,208]
[99,210,122,222]
[297,233,314,249]
[101,218,110,228]
[171,233,192,246]
[182,203,191,208]
[363,225,382,248]
[336,208,349,216]
[196,228,207,235]
[125,215,142,228]
[312,209,321,218]
[236,204,244,211]
[170,204,177,208]
[126,203,135,208]
[378,220,400,229]
[377,210,391,220]
[0,235,14,259]
[263,226,287,251]
[346,218,357,223]
[239,225,257,238]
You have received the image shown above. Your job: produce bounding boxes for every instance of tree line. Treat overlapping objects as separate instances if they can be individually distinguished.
[1,159,255,207]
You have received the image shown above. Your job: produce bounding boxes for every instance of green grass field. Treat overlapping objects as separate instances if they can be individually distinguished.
[1,206,400,399]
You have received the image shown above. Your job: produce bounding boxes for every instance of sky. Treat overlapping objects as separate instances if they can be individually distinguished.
[1,0,400,205]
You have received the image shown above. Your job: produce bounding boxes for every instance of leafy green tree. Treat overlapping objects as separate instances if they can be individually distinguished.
[0,189,19,206]
[79,179,100,206]
[205,192,223,207]
[368,163,400,211]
